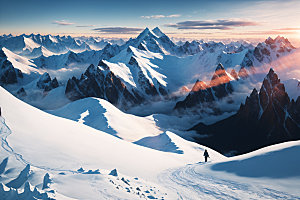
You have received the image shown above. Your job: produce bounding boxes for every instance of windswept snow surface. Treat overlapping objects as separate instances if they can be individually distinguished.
[158,141,300,199]
[23,37,41,52]
[1,86,300,199]
[50,97,162,142]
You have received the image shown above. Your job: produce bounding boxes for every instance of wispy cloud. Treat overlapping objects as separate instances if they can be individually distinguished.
[166,19,259,30]
[53,20,74,26]
[76,25,95,27]
[92,27,143,34]
[274,27,300,31]
[232,30,299,36]
[141,14,181,19]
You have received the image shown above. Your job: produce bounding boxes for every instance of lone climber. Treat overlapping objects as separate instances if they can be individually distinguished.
[203,149,209,162]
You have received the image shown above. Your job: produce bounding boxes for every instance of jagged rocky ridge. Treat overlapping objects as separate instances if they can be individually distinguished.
[36,72,59,93]
[241,36,295,69]
[65,62,145,109]
[16,72,59,99]
[174,63,238,111]
[0,49,23,85]
[65,45,169,109]
[190,68,300,155]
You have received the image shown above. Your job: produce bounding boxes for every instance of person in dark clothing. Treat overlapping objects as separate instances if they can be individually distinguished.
[203,149,209,162]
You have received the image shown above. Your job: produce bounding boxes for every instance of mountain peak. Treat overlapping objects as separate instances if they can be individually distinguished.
[191,80,208,92]
[265,36,294,48]
[215,63,225,71]
[265,68,280,88]
[152,27,165,37]
[136,27,151,39]
[210,63,232,87]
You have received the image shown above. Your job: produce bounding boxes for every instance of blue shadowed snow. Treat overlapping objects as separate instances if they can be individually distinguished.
[134,132,183,154]
[6,164,30,189]
[0,157,8,175]
[109,169,118,177]
[211,145,300,178]
[49,98,117,136]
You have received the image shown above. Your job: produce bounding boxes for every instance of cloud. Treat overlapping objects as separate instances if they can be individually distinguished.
[76,25,95,27]
[141,14,181,19]
[274,28,300,31]
[92,27,143,34]
[231,30,299,35]
[53,20,74,26]
[166,19,259,30]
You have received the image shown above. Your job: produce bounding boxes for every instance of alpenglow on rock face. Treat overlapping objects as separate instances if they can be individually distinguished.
[191,68,300,155]
[174,63,235,111]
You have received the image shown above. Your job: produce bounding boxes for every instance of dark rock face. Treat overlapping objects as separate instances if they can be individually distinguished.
[288,97,300,125]
[17,87,27,98]
[36,72,59,93]
[191,68,300,155]
[175,63,234,110]
[179,41,201,55]
[0,49,23,85]
[101,44,122,60]
[238,66,249,79]
[65,63,144,110]
[128,56,167,98]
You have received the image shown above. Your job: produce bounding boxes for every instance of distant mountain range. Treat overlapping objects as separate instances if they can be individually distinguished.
[0,33,125,58]
[0,28,299,113]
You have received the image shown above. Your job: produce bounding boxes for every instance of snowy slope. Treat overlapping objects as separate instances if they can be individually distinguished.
[23,37,41,52]
[108,46,166,88]
[158,141,300,199]
[1,85,300,199]
[2,47,41,75]
[212,140,300,179]
[50,97,162,142]
[0,86,224,179]
[283,78,300,100]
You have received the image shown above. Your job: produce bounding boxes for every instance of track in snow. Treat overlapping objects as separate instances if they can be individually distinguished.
[158,162,300,200]
[0,117,77,174]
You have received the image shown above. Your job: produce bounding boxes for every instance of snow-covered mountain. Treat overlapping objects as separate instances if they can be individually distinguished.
[240,36,296,71]
[0,47,42,87]
[124,27,180,55]
[65,63,145,110]
[0,49,23,85]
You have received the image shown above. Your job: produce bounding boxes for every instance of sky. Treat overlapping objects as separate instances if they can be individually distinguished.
[0,0,300,43]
